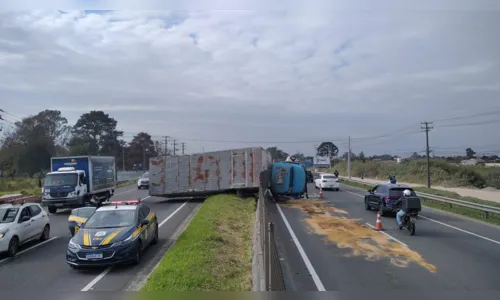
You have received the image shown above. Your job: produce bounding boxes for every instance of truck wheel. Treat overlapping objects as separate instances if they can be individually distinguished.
[48,206,57,214]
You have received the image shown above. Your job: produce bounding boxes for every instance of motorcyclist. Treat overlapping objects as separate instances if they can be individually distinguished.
[394,189,412,229]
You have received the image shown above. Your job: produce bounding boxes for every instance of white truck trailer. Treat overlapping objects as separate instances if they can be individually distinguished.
[149,147,272,198]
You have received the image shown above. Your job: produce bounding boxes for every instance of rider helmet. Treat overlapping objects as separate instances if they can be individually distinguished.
[403,189,411,197]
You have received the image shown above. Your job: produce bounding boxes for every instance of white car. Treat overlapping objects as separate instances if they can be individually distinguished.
[137,172,150,189]
[314,173,340,191]
[0,203,51,256]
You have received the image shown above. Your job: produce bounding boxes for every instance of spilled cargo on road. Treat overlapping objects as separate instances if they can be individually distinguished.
[148,147,272,199]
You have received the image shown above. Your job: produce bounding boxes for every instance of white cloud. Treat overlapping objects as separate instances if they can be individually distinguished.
[1,7,500,156]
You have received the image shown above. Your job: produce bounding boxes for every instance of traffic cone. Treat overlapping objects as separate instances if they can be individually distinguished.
[375,211,384,231]
[319,187,324,199]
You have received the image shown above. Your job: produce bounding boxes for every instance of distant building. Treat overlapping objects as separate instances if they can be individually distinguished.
[461,158,486,166]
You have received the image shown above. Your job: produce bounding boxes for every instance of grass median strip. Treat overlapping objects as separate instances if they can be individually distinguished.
[141,194,256,291]
[340,179,500,226]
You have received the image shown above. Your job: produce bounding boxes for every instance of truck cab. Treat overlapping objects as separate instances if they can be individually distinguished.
[41,167,89,213]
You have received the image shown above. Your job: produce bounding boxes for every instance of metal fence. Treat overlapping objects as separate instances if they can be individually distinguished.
[258,170,286,291]
[341,177,500,219]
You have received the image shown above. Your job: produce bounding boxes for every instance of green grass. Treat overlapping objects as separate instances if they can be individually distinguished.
[339,179,500,226]
[116,180,135,188]
[141,194,256,291]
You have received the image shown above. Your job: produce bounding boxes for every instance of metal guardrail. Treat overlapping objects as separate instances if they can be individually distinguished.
[258,170,286,291]
[341,177,500,218]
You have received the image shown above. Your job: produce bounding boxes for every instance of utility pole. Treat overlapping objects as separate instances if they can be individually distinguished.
[421,121,434,188]
[173,140,178,155]
[181,142,186,155]
[347,136,351,179]
[163,136,169,157]
[122,147,125,171]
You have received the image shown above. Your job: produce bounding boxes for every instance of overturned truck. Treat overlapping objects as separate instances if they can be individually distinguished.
[148,147,272,199]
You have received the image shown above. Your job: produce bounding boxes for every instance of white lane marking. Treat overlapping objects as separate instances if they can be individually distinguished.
[81,267,112,291]
[159,202,188,227]
[81,200,188,291]
[340,188,366,198]
[275,203,326,291]
[419,215,500,246]
[0,236,59,264]
[341,185,500,246]
[365,223,408,247]
[114,189,135,196]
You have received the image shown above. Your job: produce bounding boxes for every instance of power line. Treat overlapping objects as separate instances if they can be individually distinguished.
[432,108,500,123]
[434,119,500,128]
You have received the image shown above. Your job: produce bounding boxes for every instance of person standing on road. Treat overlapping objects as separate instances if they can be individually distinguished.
[334,170,339,177]
[394,189,412,229]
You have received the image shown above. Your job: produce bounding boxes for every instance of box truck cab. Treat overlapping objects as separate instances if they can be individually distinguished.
[41,156,116,214]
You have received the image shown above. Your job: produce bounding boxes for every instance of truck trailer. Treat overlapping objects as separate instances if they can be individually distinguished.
[41,156,116,213]
[149,147,272,198]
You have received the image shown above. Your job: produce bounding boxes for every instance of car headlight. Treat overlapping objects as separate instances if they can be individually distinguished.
[68,239,81,249]
[0,229,9,239]
[112,235,134,248]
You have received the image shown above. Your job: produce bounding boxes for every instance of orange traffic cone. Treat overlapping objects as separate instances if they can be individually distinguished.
[319,187,324,199]
[375,211,384,231]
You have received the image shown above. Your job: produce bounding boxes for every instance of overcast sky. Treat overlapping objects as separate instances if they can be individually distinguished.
[1,2,500,157]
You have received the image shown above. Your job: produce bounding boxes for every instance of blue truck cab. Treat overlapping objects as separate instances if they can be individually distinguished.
[41,156,116,214]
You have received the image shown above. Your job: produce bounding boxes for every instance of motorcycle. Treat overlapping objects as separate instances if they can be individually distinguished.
[401,211,418,235]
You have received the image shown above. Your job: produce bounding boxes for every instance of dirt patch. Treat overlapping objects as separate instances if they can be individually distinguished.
[283,200,437,273]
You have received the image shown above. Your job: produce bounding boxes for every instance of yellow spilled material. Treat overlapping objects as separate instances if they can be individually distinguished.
[282,200,437,273]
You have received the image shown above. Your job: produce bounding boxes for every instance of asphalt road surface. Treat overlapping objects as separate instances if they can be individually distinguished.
[269,182,500,292]
[0,184,200,292]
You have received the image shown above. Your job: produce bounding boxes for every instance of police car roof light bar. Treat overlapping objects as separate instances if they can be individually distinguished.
[111,200,141,205]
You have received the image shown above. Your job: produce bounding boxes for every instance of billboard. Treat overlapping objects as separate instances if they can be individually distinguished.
[314,156,330,166]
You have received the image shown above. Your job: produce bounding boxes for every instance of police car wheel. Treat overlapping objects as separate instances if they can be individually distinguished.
[152,224,159,245]
[132,242,142,265]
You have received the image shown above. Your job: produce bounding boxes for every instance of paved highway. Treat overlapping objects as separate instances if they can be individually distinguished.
[269,183,500,292]
[0,184,200,291]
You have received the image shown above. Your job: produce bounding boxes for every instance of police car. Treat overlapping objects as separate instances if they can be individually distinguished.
[66,200,158,268]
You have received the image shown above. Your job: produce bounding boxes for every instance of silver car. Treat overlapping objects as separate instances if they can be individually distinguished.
[137,172,150,189]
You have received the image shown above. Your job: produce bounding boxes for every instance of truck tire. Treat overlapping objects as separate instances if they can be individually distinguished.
[48,206,57,214]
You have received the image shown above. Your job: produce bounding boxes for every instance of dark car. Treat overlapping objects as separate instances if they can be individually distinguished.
[364,183,419,216]
[306,171,314,183]
[66,200,158,269]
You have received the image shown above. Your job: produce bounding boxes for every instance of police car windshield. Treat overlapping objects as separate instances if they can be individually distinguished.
[71,207,96,219]
[0,208,19,223]
[84,210,136,229]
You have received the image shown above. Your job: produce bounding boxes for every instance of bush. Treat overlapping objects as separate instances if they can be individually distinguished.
[333,159,496,189]
[0,177,39,192]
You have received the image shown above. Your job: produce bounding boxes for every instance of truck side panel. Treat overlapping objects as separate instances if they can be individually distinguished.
[149,147,271,197]
[51,157,90,191]
[89,156,116,193]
